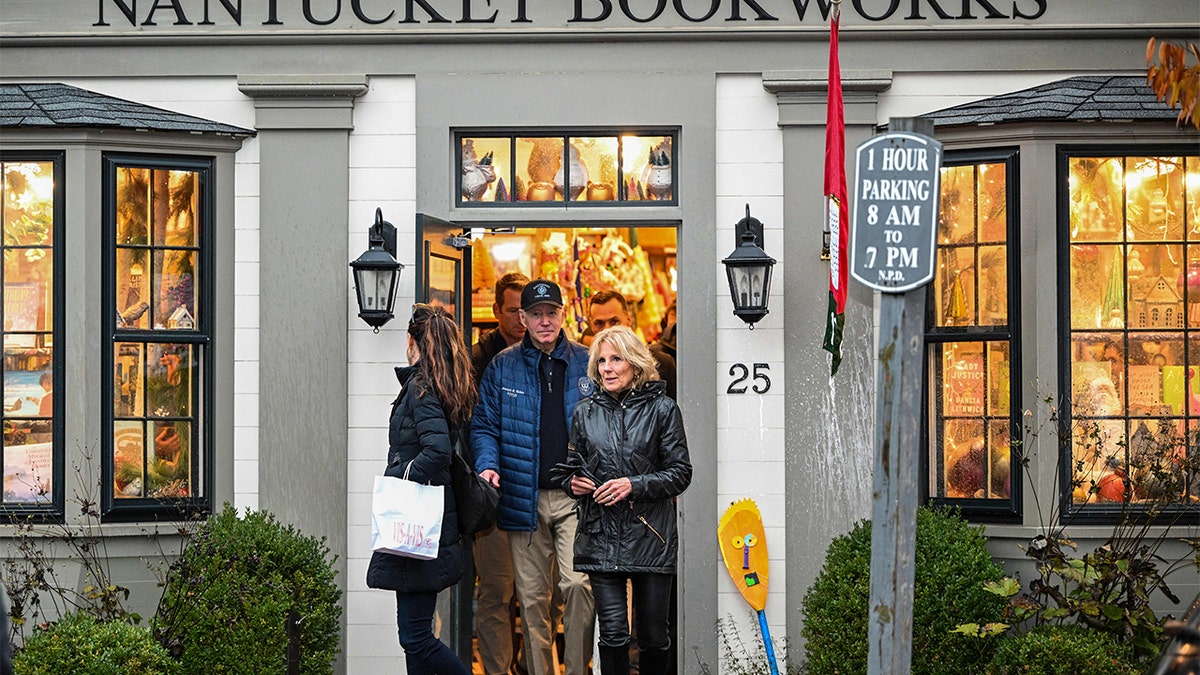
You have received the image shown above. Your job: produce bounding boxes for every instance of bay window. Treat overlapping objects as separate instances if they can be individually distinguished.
[103,154,212,517]
[1,154,62,512]
[925,149,1021,518]
[1061,148,1200,513]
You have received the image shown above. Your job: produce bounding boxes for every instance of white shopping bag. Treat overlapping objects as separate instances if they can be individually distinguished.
[370,467,444,560]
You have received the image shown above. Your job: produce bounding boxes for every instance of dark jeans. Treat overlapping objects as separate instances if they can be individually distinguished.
[589,571,673,650]
[395,590,470,675]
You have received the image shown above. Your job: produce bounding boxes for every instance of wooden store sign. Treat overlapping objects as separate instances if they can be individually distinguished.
[0,0,1069,35]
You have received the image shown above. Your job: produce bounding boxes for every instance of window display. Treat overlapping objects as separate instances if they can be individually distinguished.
[471,226,676,343]
[926,155,1017,507]
[456,131,676,205]
[1065,152,1200,507]
[107,157,209,508]
[2,158,57,507]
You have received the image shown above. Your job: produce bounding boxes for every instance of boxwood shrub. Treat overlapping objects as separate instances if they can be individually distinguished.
[14,612,178,675]
[152,506,342,675]
[985,623,1139,675]
[801,507,1006,675]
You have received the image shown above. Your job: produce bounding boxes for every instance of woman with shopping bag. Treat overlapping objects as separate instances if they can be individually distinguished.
[366,303,476,675]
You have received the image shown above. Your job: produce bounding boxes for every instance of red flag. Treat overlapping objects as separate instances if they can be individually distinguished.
[821,9,848,376]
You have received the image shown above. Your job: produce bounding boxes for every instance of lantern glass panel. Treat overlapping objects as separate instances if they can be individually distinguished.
[728,260,774,312]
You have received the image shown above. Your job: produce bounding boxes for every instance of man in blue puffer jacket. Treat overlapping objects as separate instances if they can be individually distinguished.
[472,279,595,675]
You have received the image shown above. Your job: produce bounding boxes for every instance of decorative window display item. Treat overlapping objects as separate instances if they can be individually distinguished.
[454,130,676,206]
[468,226,676,345]
[926,152,1018,515]
[1,156,60,510]
[104,155,211,516]
[1062,150,1200,511]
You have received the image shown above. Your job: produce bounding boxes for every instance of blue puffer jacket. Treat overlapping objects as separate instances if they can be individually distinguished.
[471,332,591,531]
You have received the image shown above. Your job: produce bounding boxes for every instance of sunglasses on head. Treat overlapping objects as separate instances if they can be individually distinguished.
[411,303,451,322]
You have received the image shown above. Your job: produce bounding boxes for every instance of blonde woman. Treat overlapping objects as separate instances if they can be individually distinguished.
[560,326,692,675]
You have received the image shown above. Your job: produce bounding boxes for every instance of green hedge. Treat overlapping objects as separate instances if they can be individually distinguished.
[14,612,178,675]
[985,623,1140,675]
[152,506,342,675]
[801,507,1006,675]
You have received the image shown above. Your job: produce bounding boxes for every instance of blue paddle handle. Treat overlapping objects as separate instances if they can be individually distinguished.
[757,610,780,675]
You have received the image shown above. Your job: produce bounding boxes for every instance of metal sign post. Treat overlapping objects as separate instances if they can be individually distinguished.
[851,118,941,675]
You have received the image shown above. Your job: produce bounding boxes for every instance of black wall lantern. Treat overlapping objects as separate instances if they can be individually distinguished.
[350,207,403,332]
[722,204,776,328]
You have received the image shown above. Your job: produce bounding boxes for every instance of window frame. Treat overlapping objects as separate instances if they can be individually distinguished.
[452,128,680,208]
[922,147,1023,522]
[1056,144,1200,524]
[1,150,66,518]
[100,152,215,521]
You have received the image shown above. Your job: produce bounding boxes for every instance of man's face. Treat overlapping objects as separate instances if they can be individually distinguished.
[494,287,526,345]
[589,299,629,333]
[521,304,564,352]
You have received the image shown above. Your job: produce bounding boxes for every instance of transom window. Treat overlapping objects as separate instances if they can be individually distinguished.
[1061,148,1200,513]
[1,154,62,512]
[455,130,677,206]
[925,149,1020,518]
[103,154,212,517]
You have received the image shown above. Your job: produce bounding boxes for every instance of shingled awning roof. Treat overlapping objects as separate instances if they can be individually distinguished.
[921,75,1181,128]
[0,82,254,136]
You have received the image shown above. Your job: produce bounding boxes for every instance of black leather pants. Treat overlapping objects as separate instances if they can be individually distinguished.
[589,571,673,651]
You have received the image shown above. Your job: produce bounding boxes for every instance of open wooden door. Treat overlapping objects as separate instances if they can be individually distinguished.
[415,213,472,336]
[414,212,474,665]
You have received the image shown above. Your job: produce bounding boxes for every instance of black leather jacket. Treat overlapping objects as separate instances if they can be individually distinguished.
[564,381,691,574]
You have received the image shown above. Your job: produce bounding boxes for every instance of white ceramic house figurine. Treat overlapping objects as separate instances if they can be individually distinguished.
[644,149,672,201]
[554,143,588,200]
[461,140,497,201]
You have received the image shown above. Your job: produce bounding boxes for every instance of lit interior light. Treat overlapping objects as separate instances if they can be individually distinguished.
[1125,158,1176,192]
[490,241,526,262]
[1186,169,1200,192]
[13,171,54,210]
[622,136,646,174]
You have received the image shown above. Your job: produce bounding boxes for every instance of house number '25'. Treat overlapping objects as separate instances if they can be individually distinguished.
[727,363,771,394]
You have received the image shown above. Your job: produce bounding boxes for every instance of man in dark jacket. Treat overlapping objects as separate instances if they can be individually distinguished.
[472,272,528,381]
[587,289,677,400]
[469,271,526,675]
[472,279,595,675]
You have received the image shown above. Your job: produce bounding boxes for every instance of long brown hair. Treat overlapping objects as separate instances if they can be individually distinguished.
[408,304,477,426]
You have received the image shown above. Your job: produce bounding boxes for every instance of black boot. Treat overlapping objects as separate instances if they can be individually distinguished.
[599,644,631,675]
[637,646,671,675]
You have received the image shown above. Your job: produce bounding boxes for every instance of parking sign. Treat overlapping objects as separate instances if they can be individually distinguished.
[850,132,942,293]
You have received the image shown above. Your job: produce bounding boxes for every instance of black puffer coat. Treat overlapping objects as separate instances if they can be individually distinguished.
[366,366,464,593]
[564,381,691,574]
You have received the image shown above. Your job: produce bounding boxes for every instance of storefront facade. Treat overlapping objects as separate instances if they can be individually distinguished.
[2,2,1198,672]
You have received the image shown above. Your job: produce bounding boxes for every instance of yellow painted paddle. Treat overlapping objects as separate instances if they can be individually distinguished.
[718,498,779,675]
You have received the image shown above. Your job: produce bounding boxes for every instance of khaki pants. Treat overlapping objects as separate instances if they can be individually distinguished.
[509,490,595,675]
[474,525,515,675]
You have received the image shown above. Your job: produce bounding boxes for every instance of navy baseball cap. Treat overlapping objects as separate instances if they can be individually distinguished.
[521,279,564,310]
